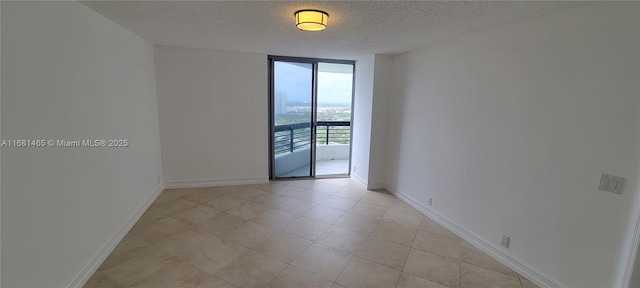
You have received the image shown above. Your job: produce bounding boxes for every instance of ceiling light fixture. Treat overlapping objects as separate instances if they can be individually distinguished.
[295,10,329,32]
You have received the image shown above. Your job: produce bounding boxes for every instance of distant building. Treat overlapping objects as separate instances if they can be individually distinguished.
[275,90,287,115]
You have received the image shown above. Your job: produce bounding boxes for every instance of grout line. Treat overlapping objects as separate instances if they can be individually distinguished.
[333,251,357,286]
[112,179,518,288]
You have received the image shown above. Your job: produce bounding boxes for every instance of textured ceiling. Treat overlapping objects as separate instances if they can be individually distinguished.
[82,1,584,59]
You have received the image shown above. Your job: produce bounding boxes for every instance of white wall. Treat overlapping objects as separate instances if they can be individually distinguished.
[367,55,392,188]
[386,3,639,287]
[351,55,375,186]
[1,1,4,286]
[1,2,163,287]
[154,46,268,188]
[629,4,640,287]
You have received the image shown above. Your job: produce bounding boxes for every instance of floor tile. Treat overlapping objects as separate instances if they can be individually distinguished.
[83,270,121,288]
[334,213,379,234]
[211,185,248,194]
[100,245,183,287]
[126,261,209,288]
[284,179,317,189]
[217,250,287,288]
[254,232,312,263]
[103,234,149,260]
[196,275,237,288]
[182,188,229,204]
[277,198,317,215]
[221,221,277,249]
[173,205,222,226]
[225,202,271,220]
[291,243,353,281]
[308,182,343,194]
[204,195,249,212]
[413,230,461,260]
[157,188,198,203]
[248,192,290,208]
[230,188,268,201]
[389,201,421,213]
[520,278,540,288]
[333,187,367,201]
[283,217,331,241]
[155,228,248,274]
[356,236,410,270]
[252,208,299,229]
[303,205,346,224]
[336,256,401,288]
[130,217,193,243]
[382,207,423,229]
[460,262,521,288]
[255,182,290,192]
[396,272,449,288]
[460,241,517,276]
[318,178,351,187]
[316,226,367,254]
[269,185,306,197]
[294,191,332,204]
[267,266,333,288]
[371,221,417,246]
[419,217,461,239]
[348,202,389,219]
[403,248,460,288]
[146,198,199,217]
[132,206,170,227]
[87,179,531,288]
[360,192,396,207]
[196,213,248,236]
[320,196,358,211]
[340,181,370,191]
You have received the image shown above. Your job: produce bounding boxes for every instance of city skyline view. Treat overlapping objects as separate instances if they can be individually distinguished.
[274,61,353,105]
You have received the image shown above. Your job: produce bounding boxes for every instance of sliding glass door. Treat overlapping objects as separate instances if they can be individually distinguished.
[269,56,354,179]
[271,60,315,178]
[316,63,353,176]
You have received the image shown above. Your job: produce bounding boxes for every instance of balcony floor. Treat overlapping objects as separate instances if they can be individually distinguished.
[281,159,350,178]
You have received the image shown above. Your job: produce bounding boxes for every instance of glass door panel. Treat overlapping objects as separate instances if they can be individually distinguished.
[272,61,314,178]
[315,63,353,176]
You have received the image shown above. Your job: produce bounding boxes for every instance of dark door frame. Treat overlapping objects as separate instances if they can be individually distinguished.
[268,55,356,180]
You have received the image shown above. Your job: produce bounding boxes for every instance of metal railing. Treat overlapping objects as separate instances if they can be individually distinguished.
[274,121,351,155]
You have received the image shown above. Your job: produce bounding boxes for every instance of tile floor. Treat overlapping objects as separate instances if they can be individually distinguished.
[84,179,539,288]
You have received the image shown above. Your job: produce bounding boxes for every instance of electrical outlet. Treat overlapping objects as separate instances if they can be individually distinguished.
[500,234,510,248]
[427,198,433,206]
[353,166,356,173]
[599,173,624,194]
[157,176,161,183]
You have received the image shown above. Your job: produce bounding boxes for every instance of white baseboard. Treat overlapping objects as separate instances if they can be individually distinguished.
[350,173,368,188]
[367,182,386,190]
[622,208,640,287]
[384,184,565,288]
[164,177,269,189]
[67,184,164,288]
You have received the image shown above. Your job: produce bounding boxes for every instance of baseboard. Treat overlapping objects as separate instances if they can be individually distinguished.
[350,173,368,188]
[384,184,565,288]
[621,207,640,287]
[367,182,386,190]
[67,184,164,288]
[164,177,269,189]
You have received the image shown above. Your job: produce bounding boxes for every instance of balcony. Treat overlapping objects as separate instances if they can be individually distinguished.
[274,121,350,177]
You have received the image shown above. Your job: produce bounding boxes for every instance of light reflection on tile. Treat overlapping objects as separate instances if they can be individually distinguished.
[87,179,529,288]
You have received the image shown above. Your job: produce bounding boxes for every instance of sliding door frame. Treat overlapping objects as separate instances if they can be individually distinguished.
[268,55,356,180]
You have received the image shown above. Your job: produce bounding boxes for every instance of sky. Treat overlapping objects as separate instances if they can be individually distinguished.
[274,61,353,105]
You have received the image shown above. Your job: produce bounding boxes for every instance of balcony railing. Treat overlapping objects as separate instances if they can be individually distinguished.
[274,121,351,155]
